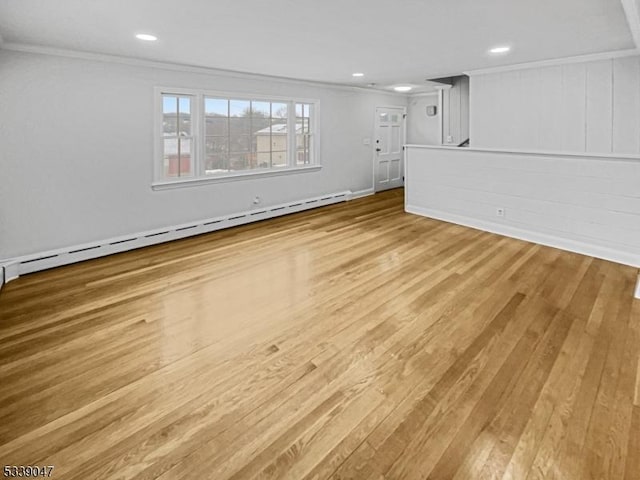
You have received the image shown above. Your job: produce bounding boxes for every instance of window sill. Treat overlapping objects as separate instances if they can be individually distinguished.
[152,164,322,190]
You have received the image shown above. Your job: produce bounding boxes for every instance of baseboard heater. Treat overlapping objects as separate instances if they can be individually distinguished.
[0,190,354,287]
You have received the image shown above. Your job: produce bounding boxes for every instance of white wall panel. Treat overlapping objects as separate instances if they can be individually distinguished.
[560,63,587,151]
[501,72,522,149]
[519,69,540,149]
[585,60,613,153]
[470,55,640,155]
[405,146,640,267]
[613,56,640,153]
[538,66,563,150]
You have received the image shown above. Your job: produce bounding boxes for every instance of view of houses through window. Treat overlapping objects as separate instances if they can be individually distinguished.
[160,91,316,181]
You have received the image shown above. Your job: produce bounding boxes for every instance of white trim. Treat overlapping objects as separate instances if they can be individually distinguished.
[0,261,20,286]
[407,91,439,98]
[0,42,407,97]
[438,89,444,145]
[635,272,640,299]
[622,0,640,50]
[405,205,640,268]
[152,165,322,190]
[404,144,640,161]
[351,188,375,199]
[464,49,639,76]
[0,191,353,280]
[156,85,321,105]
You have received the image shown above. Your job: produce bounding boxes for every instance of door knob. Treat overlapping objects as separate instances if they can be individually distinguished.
[376,148,381,152]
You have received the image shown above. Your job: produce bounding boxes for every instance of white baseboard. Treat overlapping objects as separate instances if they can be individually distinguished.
[0,191,352,287]
[0,261,20,293]
[635,273,640,299]
[350,188,375,200]
[406,205,640,269]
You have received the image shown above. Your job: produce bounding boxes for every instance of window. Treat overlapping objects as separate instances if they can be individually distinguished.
[156,88,319,186]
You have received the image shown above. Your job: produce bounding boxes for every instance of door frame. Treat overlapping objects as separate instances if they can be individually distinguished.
[373,105,407,192]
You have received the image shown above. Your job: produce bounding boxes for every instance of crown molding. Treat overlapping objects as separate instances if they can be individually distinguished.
[408,91,440,98]
[463,48,640,76]
[0,42,405,97]
[621,0,640,50]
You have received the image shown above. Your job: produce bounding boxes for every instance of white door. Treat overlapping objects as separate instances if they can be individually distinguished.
[374,107,405,192]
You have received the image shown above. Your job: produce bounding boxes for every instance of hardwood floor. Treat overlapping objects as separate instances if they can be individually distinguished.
[0,188,638,480]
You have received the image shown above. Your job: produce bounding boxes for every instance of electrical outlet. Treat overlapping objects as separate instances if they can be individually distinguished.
[496,207,505,217]
[446,135,454,143]
[253,196,261,205]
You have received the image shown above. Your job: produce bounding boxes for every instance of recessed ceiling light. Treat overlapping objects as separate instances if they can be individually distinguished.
[136,33,158,41]
[352,73,364,77]
[489,46,510,54]
[394,86,413,92]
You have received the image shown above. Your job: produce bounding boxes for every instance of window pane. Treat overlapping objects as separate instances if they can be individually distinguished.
[255,129,272,157]
[230,100,250,117]
[205,154,228,174]
[270,125,288,145]
[272,151,288,168]
[295,103,313,166]
[230,117,251,136]
[256,151,270,168]
[296,103,311,118]
[268,120,289,168]
[251,117,271,136]
[205,98,228,116]
[273,103,288,119]
[229,152,253,171]
[271,119,288,133]
[162,96,177,135]
[179,112,191,136]
[179,138,192,176]
[205,117,228,136]
[205,136,228,155]
[163,115,177,136]
[251,101,270,118]
[163,137,192,177]
[163,138,177,177]
[230,134,251,153]
[296,134,312,165]
[177,97,192,135]
[163,96,177,113]
[178,97,191,114]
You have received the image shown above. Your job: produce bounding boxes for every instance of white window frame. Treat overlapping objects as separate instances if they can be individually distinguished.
[153,87,321,190]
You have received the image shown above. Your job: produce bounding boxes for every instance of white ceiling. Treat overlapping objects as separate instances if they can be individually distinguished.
[0,0,635,90]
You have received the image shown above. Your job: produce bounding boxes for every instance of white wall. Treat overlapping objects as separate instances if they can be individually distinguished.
[405,146,640,267]
[407,93,441,145]
[470,55,640,154]
[0,49,406,260]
